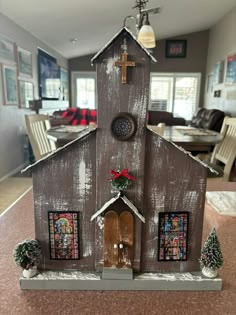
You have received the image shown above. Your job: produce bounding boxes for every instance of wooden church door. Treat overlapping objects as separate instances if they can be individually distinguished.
[104,210,133,268]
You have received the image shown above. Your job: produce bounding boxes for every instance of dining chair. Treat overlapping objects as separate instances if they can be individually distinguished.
[25,114,56,161]
[208,117,236,181]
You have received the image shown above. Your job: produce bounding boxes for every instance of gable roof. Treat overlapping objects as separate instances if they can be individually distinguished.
[90,192,145,223]
[22,127,97,173]
[91,27,157,65]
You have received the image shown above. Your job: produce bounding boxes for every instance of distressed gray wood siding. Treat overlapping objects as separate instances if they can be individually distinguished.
[141,131,207,272]
[33,134,96,271]
[95,32,150,272]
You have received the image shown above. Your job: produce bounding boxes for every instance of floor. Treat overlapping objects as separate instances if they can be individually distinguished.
[0,179,235,314]
[0,177,32,215]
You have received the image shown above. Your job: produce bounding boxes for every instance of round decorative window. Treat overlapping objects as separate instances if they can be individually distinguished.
[110,112,137,141]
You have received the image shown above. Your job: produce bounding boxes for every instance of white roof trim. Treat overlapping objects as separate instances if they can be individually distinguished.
[90,192,121,221]
[120,195,145,223]
[22,127,96,173]
[147,126,218,174]
[90,192,145,223]
[91,27,156,65]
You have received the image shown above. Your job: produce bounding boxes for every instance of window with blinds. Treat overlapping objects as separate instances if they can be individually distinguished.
[150,76,173,111]
[71,72,96,109]
[150,73,201,120]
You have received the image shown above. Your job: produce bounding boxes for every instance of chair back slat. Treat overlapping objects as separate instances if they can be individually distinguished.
[25,114,56,161]
[211,117,236,181]
[32,121,51,155]
[45,120,57,150]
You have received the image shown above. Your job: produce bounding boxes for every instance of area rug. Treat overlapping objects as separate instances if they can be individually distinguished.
[206,191,236,216]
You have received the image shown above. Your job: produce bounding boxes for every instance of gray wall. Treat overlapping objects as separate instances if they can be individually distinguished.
[0,14,68,179]
[204,7,236,116]
[69,30,209,107]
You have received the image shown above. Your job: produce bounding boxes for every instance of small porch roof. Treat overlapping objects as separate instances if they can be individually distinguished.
[90,192,145,223]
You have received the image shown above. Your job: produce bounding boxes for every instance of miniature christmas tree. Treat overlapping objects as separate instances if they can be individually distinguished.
[199,228,223,278]
[13,239,41,278]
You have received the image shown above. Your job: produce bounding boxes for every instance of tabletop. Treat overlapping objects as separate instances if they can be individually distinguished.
[47,125,90,146]
[150,125,223,152]
[47,125,223,152]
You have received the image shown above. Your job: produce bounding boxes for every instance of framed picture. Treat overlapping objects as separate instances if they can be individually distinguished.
[60,67,69,100]
[2,64,18,105]
[158,212,189,261]
[207,73,214,94]
[0,35,16,64]
[166,40,187,58]
[17,47,32,77]
[225,52,236,84]
[213,61,224,85]
[48,211,80,260]
[19,80,34,108]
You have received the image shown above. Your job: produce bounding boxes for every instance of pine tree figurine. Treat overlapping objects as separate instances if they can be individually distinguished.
[199,227,223,278]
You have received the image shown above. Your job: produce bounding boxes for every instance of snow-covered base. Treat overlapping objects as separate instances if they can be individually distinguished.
[201,267,218,278]
[20,271,222,291]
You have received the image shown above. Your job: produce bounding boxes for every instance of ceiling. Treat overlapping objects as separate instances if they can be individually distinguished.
[0,0,235,59]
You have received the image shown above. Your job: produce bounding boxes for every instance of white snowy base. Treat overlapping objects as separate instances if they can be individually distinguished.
[20,271,222,291]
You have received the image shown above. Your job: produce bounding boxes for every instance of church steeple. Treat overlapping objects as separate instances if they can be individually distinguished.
[92,27,156,271]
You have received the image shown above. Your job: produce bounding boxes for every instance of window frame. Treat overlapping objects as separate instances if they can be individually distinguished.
[71,71,96,109]
[150,72,201,119]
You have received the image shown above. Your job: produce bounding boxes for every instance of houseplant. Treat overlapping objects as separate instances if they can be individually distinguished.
[13,239,41,278]
[199,228,223,278]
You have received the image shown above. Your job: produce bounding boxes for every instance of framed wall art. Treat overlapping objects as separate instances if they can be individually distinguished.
[60,67,69,100]
[18,47,32,77]
[0,35,16,64]
[213,60,224,85]
[166,40,187,58]
[48,211,80,260]
[2,64,18,105]
[19,80,34,108]
[158,212,189,261]
[225,52,236,84]
[207,73,214,94]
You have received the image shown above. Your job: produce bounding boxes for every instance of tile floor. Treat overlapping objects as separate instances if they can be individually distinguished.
[0,177,32,215]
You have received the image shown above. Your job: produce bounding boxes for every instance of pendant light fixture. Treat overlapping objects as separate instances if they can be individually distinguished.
[123,0,159,49]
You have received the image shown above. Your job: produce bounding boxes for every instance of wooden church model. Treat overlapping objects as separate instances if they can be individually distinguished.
[22,28,217,290]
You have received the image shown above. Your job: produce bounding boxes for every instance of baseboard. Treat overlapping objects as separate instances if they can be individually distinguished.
[0,162,28,182]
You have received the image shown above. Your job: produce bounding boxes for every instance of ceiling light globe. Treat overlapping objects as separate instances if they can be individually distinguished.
[138,25,156,48]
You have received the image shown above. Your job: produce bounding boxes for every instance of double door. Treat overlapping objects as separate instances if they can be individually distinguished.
[104,210,133,268]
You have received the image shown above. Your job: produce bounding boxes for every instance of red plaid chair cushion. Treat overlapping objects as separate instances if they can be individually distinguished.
[61,108,97,125]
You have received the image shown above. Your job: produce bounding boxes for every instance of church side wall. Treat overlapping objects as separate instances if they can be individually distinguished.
[33,134,97,271]
[141,131,207,272]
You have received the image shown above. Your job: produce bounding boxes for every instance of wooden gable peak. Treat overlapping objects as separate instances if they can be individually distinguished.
[90,192,145,223]
[91,27,157,65]
[22,127,97,173]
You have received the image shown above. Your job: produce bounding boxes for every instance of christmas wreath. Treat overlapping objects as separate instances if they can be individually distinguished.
[108,168,135,191]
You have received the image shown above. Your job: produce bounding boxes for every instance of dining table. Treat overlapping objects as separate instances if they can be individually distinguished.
[161,125,223,152]
[47,124,223,152]
[47,125,92,146]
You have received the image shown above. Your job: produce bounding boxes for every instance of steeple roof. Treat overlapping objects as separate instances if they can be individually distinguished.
[91,27,157,65]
